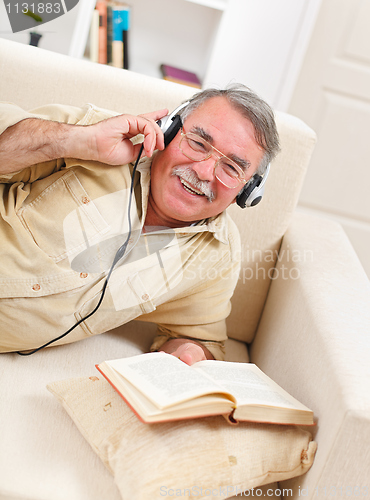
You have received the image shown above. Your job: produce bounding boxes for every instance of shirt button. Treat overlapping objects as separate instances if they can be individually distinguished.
[80,273,88,279]
[32,284,41,291]
[82,196,90,204]
[141,293,149,301]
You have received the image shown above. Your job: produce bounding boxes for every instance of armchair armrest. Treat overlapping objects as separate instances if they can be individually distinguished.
[250,211,370,498]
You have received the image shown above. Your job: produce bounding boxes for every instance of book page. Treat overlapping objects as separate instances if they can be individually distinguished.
[107,353,233,410]
[195,361,309,410]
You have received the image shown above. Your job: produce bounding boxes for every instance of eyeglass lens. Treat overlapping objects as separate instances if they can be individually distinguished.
[180,133,244,188]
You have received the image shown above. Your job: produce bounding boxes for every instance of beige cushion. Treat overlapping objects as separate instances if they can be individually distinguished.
[0,325,249,500]
[48,374,317,500]
[249,212,370,495]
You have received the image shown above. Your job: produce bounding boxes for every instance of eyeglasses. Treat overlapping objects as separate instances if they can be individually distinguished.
[178,130,247,189]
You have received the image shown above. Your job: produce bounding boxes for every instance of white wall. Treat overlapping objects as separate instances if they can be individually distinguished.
[288,0,370,277]
[0,0,94,57]
[204,0,322,110]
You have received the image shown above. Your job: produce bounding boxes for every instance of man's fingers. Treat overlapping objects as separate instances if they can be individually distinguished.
[173,343,206,366]
[140,108,168,123]
[139,109,168,156]
[123,112,167,157]
[88,108,170,165]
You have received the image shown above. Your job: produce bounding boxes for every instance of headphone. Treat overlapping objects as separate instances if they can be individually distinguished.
[157,102,270,209]
[157,102,189,146]
[235,163,270,208]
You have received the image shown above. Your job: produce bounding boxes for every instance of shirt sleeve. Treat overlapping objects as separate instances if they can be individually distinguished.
[0,102,93,135]
[0,102,117,184]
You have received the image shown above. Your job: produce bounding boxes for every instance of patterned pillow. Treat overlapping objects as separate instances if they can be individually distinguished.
[47,375,317,499]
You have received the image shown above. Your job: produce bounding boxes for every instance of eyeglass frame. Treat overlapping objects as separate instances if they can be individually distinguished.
[178,128,248,189]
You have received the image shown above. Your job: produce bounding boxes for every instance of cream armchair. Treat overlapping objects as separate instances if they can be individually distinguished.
[0,38,369,500]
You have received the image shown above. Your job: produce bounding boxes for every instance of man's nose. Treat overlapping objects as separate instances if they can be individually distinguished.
[192,157,216,182]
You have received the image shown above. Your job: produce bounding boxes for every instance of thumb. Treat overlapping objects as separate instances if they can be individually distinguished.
[178,344,206,366]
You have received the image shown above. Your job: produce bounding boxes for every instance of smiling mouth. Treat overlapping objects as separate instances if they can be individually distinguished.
[172,166,215,202]
[179,178,206,196]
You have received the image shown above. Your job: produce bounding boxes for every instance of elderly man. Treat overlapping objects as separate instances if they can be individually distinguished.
[0,84,280,363]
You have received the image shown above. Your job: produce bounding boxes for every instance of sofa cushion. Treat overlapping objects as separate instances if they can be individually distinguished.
[48,374,317,500]
[226,112,316,344]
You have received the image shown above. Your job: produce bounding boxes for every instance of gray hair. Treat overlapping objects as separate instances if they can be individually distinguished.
[179,84,280,176]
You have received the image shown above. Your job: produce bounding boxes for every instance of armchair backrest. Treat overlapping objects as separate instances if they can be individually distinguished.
[0,39,317,345]
[226,114,316,343]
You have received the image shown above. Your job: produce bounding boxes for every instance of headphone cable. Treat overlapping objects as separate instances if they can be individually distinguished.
[17,145,144,356]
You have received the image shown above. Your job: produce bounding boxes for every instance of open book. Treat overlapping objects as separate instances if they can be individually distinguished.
[96,352,314,425]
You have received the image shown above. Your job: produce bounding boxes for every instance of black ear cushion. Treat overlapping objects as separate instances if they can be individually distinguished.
[236,175,262,208]
[250,195,262,206]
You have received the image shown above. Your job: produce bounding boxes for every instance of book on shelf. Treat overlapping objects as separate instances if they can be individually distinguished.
[96,0,108,64]
[89,1,130,69]
[96,352,315,425]
[111,4,130,69]
[106,4,113,64]
[160,64,202,88]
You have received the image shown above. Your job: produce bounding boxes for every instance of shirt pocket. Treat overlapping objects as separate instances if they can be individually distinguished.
[17,170,109,263]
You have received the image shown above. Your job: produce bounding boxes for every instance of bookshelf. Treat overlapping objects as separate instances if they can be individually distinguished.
[83,0,321,111]
[0,0,321,111]
[84,0,226,83]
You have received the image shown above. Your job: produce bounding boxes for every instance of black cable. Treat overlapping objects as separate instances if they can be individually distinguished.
[17,145,144,356]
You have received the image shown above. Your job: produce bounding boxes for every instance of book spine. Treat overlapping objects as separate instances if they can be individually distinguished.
[112,5,130,69]
[123,28,129,70]
[96,1,107,64]
[106,5,113,64]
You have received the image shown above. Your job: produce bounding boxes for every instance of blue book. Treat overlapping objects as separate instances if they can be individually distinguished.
[112,6,130,69]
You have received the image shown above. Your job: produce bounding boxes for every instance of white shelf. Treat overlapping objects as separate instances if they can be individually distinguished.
[128,0,224,83]
[184,0,227,11]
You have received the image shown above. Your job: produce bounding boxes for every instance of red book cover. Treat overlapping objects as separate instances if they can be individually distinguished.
[96,1,107,64]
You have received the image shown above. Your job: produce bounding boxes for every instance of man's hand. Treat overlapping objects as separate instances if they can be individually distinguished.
[159,339,214,366]
[85,109,168,165]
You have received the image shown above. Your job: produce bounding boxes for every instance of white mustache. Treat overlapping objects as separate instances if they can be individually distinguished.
[172,166,215,202]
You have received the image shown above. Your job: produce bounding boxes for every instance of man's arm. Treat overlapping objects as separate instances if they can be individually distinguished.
[0,109,167,175]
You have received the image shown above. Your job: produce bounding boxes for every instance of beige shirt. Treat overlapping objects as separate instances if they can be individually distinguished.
[0,103,241,358]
